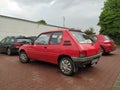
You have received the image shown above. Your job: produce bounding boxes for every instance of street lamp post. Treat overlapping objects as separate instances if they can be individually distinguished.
[63,16,65,27]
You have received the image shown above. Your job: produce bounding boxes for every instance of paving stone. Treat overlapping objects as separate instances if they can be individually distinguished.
[0,49,120,90]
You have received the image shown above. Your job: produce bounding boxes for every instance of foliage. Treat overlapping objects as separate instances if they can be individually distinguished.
[37,20,47,24]
[98,0,120,45]
[84,28,96,35]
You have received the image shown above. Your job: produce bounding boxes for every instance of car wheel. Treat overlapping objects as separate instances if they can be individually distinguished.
[7,48,12,55]
[101,47,105,54]
[86,63,92,68]
[105,52,110,55]
[59,57,75,76]
[19,51,30,63]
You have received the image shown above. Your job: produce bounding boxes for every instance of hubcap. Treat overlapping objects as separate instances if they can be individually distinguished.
[60,59,72,74]
[20,53,27,62]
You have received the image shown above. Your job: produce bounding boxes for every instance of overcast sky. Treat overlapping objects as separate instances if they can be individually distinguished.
[0,0,106,33]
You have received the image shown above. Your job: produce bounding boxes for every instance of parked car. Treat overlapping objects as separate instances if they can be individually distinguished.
[89,34,116,54]
[19,29,102,76]
[0,36,32,55]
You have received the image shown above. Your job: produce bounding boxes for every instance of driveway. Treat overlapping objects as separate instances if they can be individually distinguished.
[0,49,120,90]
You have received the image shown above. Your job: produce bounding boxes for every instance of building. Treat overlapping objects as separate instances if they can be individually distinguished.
[0,15,65,40]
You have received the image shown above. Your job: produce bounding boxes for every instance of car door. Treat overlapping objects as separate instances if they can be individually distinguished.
[0,38,5,52]
[45,32,63,64]
[29,33,51,61]
[0,37,8,53]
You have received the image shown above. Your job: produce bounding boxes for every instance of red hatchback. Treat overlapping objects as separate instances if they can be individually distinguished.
[89,34,116,54]
[19,29,102,76]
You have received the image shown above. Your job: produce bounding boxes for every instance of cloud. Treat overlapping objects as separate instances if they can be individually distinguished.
[12,0,52,5]
[0,0,21,16]
[0,0,106,33]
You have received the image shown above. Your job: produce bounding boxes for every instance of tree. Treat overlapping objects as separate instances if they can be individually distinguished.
[84,27,96,35]
[37,20,47,24]
[98,0,120,45]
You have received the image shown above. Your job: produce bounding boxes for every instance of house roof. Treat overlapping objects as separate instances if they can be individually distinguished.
[0,14,68,29]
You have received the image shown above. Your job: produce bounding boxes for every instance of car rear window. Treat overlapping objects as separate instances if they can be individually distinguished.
[104,35,111,40]
[90,36,97,41]
[70,31,93,43]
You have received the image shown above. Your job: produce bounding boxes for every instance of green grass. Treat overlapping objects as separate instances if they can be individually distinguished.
[117,45,120,49]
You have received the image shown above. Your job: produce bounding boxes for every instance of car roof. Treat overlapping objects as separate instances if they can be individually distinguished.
[7,36,30,39]
[89,34,107,37]
[39,29,82,34]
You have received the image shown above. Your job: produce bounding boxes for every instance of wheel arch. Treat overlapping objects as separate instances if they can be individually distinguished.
[6,47,12,55]
[58,54,72,64]
[6,46,10,51]
[19,49,26,54]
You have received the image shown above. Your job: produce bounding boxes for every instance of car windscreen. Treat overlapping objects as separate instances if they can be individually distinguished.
[16,38,32,43]
[70,31,93,43]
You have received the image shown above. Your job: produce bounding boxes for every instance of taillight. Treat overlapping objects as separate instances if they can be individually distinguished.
[80,51,86,58]
[13,43,21,47]
[104,40,111,44]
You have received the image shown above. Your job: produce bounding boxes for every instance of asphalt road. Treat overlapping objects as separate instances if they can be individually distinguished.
[0,49,120,90]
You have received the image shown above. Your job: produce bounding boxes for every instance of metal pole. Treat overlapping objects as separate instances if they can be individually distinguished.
[63,16,65,27]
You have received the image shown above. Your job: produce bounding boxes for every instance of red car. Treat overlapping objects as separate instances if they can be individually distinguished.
[89,34,116,54]
[19,29,102,76]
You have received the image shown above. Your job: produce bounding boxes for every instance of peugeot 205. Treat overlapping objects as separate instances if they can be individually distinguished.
[19,29,102,76]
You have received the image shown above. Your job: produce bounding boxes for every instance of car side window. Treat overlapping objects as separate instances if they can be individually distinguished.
[34,33,51,44]
[6,38,11,43]
[10,38,15,43]
[50,32,62,44]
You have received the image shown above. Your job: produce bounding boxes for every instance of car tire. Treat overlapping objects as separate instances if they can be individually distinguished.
[19,51,30,63]
[86,63,92,68]
[59,57,75,76]
[7,48,12,55]
[101,47,105,54]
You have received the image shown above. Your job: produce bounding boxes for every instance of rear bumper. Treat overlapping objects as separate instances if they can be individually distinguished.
[71,53,102,67]
[103,44,116,53]
[10,47,19,54]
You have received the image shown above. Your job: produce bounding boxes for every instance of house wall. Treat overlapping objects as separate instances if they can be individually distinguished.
[0,15,63,40]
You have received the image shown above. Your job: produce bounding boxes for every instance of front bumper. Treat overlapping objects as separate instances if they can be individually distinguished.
[71,53,102,67]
